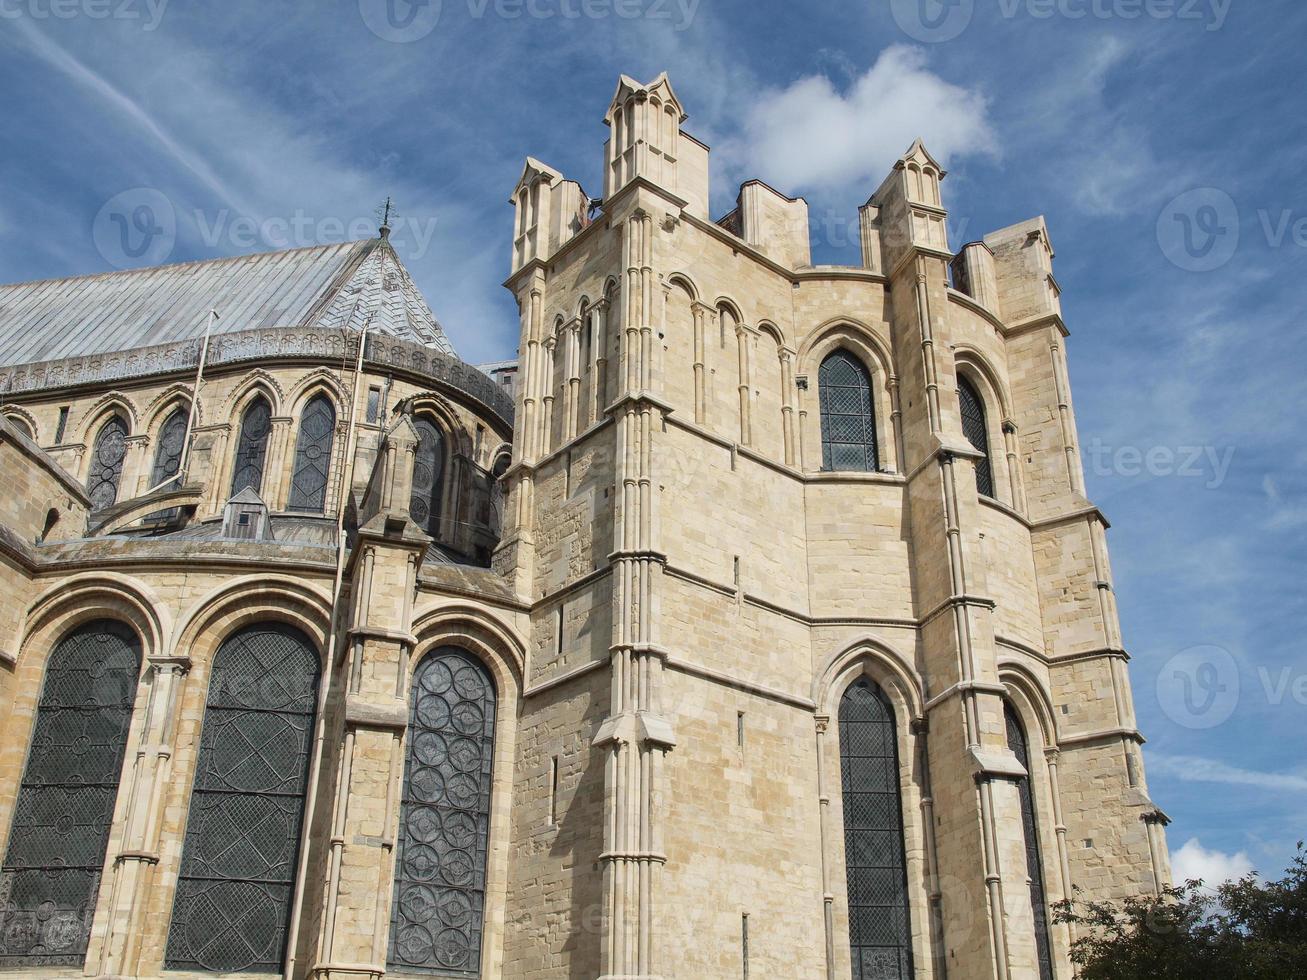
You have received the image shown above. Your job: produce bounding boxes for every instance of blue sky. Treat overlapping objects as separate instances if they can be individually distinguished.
[2,0,1304,887]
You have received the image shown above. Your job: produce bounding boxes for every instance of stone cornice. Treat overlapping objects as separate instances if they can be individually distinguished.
[0,325,514,429]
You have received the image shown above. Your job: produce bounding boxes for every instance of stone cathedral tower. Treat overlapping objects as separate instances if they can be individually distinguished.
[494,74,1170,980]
[0,73,1168,980]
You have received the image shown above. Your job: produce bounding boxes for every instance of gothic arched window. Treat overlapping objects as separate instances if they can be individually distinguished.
[839,678,913,980]
[165,624,320,974]
[410,416,446,537]
[388,648,496,975]
[819,350,879,473]
[151,407,189,488]
[958,376,994,498]
[230,397,272,497]
[87,414,129,511]
[288,395,336,513]
[1005,704,1054,980]
[0,620,140,968]
[4,414,34,441]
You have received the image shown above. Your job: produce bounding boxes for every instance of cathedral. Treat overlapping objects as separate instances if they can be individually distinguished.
[0,74,1170,980]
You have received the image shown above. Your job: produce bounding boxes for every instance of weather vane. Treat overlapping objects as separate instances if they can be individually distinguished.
[376,196,397,236]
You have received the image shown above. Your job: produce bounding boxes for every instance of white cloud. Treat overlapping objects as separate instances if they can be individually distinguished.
[720,46,997,197]
[1171,837,1255,888]
[1150,754,1307,793]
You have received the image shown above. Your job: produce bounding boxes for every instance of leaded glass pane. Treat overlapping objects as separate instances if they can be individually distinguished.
[388,648,495,977]
[0,620,140,968]
[820,350,879,473]
[87,415,128,511]
[151,407,188,487]
[288,395,336,513]
[165,624,319,974]
[839,679,912,980]
[230,398,272,497]
[1005,705,1054,980]
[410,417,446,537]
[958,377,995,498]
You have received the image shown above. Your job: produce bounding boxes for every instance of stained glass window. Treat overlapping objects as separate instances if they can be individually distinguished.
[1005,704,1054,980]
[839,678,913,980]
[288,395,336,513]
[958,377,994,498]
[0,620,140,968]
[87,415,128,511]
[230,397,272,497]
[151,407,188,488]
[820,350,879,472]
[410,417,446,537]
[165,624,319,974]
[388,648,496,977]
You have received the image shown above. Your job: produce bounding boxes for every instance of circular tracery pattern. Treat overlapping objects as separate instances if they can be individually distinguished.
[388,647,495,975]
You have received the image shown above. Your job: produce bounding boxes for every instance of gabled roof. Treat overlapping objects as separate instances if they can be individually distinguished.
[0,237,455,368]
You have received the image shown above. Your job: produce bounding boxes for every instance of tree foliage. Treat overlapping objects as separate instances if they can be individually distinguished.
[1053,844,1307,979]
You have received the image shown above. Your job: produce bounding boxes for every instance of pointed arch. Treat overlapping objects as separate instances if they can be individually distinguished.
[411,415,449,537]
[229,395,273,497]
[285,369,348,420]
[222,370,284,419]
[958,375,994,497]
[2,407,38,442]
[86,413,130,511]
[819,349,879,472]
[142,384,200,434]
[76,392,139,446]
[150,406,189,490]
[288,393,337,513]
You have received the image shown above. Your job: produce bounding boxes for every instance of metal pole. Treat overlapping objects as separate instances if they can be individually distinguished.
[144,308,217,495]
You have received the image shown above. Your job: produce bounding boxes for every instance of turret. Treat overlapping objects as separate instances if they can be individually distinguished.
[868,138,951,274]
[603,73,709,217]
[509,157,589,273]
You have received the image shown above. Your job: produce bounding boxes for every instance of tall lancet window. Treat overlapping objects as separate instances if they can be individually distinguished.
[389,648,496,976]
[151,407,189,488]
[839,678,913,980]
[0,620,140,968]
[166,624,319,974]
[958,376,994,498]
[87,414,129,510]
[410,417,446,537]
[288,394,336,512]
[230,397,272,497]
[1005,704,1055,980]
[819,350,879,472]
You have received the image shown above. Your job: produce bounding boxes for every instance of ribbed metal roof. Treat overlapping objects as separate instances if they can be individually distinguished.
[0,237,455,367]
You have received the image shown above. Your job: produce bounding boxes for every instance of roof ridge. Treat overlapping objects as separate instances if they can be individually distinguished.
[0,238,373,292]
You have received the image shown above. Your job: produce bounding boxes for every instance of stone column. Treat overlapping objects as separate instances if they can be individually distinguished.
[691,302,709,426]
[124,434,152,497]
[595,205,675,980]
[268,416,295,510]
[92,654,190,979]
[309,423,427,980]
[779,348,797,467]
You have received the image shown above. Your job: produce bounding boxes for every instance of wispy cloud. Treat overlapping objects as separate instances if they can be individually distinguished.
[1151,755,1307,794]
